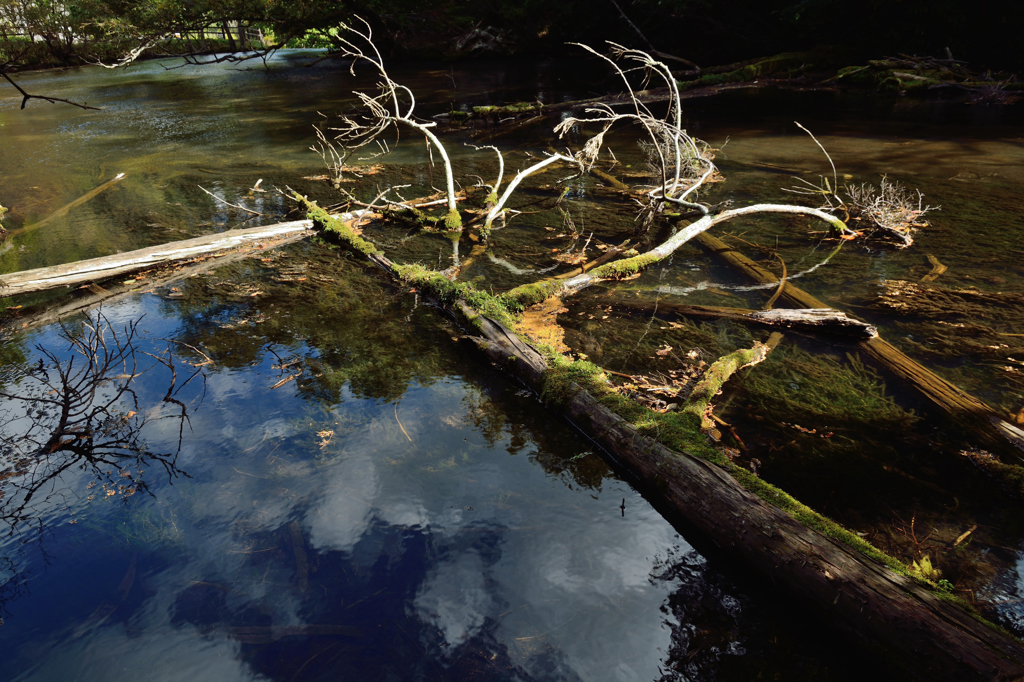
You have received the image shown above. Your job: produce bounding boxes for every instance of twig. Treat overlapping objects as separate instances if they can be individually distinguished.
[953,524,978,548]
[270,375,295,389]
[198,186,263,215]
[394,403,412,442]
[795,121,840,205]
[763,255,787,311]
[2,70,101,111]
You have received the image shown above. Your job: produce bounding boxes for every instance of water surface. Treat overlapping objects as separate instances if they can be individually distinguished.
[2,50,1024,677]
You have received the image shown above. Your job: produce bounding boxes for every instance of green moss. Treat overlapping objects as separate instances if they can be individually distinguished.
[502,280,565,310]
[727,464,910,575]
[444,209,462,231]
[472,102,539,117]
[963,452,1024,499]
[679,53,809,90]
[681,346,764,427]
[589,250,661,280]
[393,263,518,329]
[295,194,382,257]
[539,352,915,578]
[541,354,608,407]
[936,590,1018,639]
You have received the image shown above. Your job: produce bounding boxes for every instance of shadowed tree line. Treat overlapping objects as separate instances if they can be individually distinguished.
[1,0,1021,75]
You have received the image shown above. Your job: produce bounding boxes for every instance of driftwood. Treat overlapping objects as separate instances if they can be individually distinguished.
[692,232,1024,455]
[619,300,878,339]
[0,220,314,297]
[2,229,313,333]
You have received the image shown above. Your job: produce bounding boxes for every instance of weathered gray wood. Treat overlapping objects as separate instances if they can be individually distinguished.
[0,220,314,297]
[2,233,309,333]
[619,300,878,338]
[750,307,878,337]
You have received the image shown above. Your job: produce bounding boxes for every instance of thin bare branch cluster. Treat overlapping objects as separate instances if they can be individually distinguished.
[845,177,936,247]
[309,31,858,282]
[553,42,716,214]
[782,123,936,247]
[320,17,459,220]
[0,313,199,535]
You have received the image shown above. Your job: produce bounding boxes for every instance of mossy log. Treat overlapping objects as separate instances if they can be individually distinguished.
[461,305,1024,682]
[288,200,1024,679]
[692,232,1024,456]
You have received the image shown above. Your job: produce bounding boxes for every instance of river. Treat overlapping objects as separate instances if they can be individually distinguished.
[1,49,1023,680]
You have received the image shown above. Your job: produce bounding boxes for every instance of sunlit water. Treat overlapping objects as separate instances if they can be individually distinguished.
[2,50,1024,678]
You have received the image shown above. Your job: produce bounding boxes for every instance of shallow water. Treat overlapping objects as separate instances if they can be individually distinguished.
[2,50,1024,677]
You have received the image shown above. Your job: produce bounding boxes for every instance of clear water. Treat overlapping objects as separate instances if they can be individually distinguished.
[2,50,1024,678]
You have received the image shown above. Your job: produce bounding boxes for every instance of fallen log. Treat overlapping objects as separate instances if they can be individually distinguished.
[9,197,1024,677]
[692,231,1024,456]
[0,220,315,297]
[614,300,878,339]
[465,321,1024,681]
[292,198,1024,679]
[2,230,312,333]
[434,82,779,124]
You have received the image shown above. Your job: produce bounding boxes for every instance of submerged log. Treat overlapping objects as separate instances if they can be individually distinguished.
[10,198,1024,677]
[9,173,127,237]
[0,220,315,297]
[692,231,1024,456]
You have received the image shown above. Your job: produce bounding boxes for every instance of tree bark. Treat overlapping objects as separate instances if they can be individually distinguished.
[617,300,878,338]
[0,220,313,297]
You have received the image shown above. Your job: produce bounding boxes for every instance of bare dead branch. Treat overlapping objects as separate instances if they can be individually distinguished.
[2,70,100,111]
